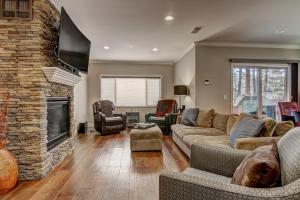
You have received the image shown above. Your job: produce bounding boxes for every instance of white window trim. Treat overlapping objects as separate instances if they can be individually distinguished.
[230,63,291,115]
[100,75,162,107]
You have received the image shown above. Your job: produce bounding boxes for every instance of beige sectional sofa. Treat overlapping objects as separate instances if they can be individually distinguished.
[171,112,292,157]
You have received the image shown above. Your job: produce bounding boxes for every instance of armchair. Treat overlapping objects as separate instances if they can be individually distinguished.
[278,102,300,127]
[93,100,126,135]
[145,99,178,134]
[160,128,300,200]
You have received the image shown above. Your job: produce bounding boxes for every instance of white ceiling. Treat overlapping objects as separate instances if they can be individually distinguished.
[51,0,300,63]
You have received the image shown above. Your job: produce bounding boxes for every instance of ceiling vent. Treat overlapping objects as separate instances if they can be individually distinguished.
[191,26,202,34]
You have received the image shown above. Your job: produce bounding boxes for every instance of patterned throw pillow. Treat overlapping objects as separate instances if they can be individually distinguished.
[181,108,199,126]
[232,140,281,188]
[273,121,294,137]
[196,109,215,128]
[258,117,277,137]
[278,127,300,185]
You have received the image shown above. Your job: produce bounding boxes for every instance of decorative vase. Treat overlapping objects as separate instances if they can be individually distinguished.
[0,148,18,195]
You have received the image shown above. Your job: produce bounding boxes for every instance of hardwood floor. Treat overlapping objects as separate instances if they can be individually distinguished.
[1,132,189,200]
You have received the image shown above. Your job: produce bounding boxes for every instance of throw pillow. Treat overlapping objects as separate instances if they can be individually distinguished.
[278,127,300,185]
[196,109,215,128]
[229,113,258,136]
[229,118,265,147]
[213,113,230,133]
[258,117,277,137]
[181,108,199,126]
[232,140,281,188]
[273,121,294,137]
[226,114,239,135]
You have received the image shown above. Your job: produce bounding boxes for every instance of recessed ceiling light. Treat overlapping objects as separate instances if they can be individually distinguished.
[103,46,110,50]
[164,16,174,21]
[128,45,136,48]
[152,48,159,52]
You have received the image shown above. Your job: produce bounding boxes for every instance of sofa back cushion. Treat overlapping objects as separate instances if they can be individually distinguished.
[213,113,230,133]
[229,118,264,147]
[278,127,300,185]
[181,108,199,126]
[196,109,215,128]
[232,140,281,188]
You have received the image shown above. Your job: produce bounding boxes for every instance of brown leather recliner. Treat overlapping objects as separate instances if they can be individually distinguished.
[93,100,126,135]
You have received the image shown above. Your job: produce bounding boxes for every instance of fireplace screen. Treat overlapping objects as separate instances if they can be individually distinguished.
[47,97,70,151]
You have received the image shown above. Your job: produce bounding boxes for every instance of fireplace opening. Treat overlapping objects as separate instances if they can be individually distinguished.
[47,97,70,151]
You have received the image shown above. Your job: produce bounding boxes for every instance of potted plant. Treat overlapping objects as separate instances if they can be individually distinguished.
[0,94,18,195]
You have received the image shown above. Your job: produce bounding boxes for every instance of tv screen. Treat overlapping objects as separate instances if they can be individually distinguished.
[58,7,91,73]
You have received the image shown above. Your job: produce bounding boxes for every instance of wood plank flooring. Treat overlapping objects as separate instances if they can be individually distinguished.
[1,132,189,200]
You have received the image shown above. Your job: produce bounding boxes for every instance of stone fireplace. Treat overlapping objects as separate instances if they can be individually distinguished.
[0,0,76,180]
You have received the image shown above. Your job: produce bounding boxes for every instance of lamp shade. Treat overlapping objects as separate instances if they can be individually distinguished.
[174,85,188,95]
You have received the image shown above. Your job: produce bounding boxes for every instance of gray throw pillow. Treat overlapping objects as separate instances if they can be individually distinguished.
[229,118,264,147]
[181,108,199,126]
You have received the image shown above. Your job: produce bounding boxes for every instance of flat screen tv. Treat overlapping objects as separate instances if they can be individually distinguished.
[58,7,91,73]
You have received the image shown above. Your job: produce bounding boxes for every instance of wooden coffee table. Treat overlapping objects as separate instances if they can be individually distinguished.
[129,125,163,152]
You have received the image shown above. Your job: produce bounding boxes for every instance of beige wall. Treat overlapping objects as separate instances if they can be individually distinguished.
[87,62,174,124]
[74,72,88,125]
[195,46,300,113]
[174,47,196,108]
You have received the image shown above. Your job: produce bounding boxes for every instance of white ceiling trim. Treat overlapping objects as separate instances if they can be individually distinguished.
[174,42,195,64]
[195,42,300,49]
[89,60,174,66]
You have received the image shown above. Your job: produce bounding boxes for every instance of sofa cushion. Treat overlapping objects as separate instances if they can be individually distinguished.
[226,114,239,135]
[183,167,231,183]
[181,108,199,126]
[278,127,300,185]
[182,135,230,149]
[172,124,226,139]
[258,117,277,137]
[148,116,166,127]
[213,113,230,133]
[196,109,215,128]
[273,121,294,137]
[232,140,281,188]
[229,118,264,147]
[235,137,281,151]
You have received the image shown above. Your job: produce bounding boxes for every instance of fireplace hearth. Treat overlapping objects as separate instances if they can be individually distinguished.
[47,97,70,151]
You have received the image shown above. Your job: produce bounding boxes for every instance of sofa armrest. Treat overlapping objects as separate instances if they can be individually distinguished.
[113,113,126,120]
[145,112,155,122]
[190,144,249,177]
[235,137,281,151]
[159,170,300,200]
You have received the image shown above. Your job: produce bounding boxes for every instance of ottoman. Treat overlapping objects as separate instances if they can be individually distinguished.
[130,125,163,151]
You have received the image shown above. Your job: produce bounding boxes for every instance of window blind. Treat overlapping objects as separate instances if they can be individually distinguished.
[101,77,161,106]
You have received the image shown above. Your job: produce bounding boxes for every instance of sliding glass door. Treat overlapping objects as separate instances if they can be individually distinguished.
[232,64,289,119]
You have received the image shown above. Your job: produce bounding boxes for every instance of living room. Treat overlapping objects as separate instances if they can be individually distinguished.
[1,0,300,199]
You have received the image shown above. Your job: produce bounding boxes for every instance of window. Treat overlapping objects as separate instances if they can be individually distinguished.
[232,63,289,119]
[101,76,161,107]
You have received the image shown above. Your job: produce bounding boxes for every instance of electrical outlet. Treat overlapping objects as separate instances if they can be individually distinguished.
[224,95,228,101]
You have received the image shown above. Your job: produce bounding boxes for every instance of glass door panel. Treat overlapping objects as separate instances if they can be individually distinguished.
[232,67,259,115]
[261,68,288,119]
